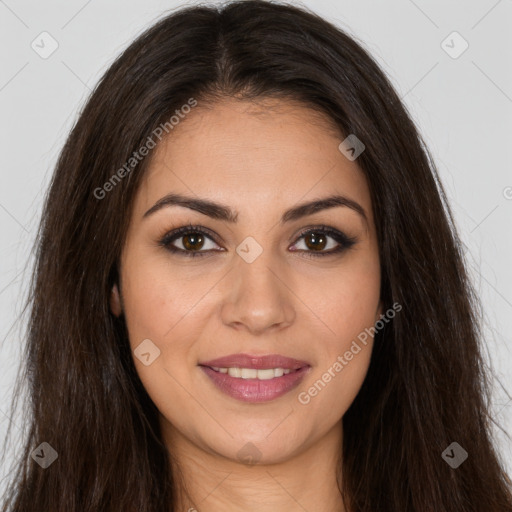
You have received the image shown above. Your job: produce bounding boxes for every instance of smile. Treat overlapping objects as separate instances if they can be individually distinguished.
[199,353,311,403]
[209,367,294,379]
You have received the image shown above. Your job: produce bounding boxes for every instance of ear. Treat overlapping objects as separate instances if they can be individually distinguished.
[110,283,122,317]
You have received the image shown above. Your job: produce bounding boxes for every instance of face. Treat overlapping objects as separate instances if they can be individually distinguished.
[111,98,382,466]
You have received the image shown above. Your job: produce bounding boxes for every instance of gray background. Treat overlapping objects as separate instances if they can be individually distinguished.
[1,0,511,493]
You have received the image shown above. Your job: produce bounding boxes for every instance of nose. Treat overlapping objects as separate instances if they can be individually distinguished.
[220,249,296,336]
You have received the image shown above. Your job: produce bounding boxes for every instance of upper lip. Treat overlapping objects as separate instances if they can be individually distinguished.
[199,353,310,370]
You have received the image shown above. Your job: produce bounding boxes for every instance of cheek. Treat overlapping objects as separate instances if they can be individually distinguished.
[295,256,380,419]
[296,309,376,431]
[119,257,203,425]
[119,253,216,396]
[120,252,213,343]
[307,251,381,348]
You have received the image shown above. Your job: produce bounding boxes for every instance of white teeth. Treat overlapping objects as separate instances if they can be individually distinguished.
[211,367,228,373]
[240,368,258,379]
[228,367,242,378]
[211,367,294,379]
[254,369,275,380]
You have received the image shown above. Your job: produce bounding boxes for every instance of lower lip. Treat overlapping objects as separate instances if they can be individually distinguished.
[200,366,311,403]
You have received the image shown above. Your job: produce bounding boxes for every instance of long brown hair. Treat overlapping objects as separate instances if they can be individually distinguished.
[2,1,511,510]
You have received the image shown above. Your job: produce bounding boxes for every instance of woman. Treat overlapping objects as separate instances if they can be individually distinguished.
[2,1,511,511]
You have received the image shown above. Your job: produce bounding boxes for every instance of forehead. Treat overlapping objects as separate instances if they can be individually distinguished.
[135,98,373,225]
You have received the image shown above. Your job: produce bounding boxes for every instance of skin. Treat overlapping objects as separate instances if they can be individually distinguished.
[110,97,382,512]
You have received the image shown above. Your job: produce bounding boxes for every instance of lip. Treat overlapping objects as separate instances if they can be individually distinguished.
[199,353,311,403]
[199,353,310,370]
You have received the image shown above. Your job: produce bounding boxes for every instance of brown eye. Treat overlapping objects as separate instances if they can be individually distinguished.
[304,232,328,251]
[182,232,205,251]
[159,225,222,258]
[159,224,357,259]
[290,226,357,258]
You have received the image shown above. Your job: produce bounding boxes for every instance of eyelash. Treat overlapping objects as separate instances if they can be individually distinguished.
[157,223,357,259]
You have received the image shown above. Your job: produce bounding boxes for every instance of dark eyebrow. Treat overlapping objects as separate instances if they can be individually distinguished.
[143,192,368,226]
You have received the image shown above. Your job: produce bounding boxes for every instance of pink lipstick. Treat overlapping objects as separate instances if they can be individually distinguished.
[199,353,311,403]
